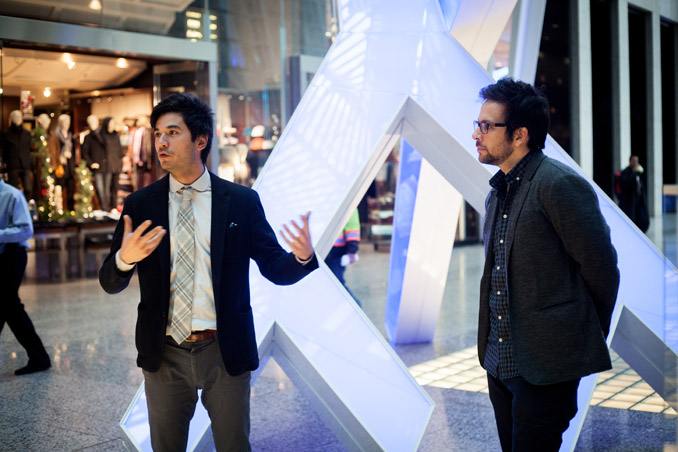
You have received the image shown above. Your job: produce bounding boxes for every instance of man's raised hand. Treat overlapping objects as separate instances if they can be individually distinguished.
[119,215,166,265]
[280,212,313,261]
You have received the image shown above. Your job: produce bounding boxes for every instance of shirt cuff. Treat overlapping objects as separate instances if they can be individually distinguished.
[116,250,136,272]
[295,251,315,265]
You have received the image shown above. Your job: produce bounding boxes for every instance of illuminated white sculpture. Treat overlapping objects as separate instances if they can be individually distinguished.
[122,0,676,451]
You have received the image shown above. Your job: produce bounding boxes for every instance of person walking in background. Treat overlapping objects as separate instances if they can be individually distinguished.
[324,208,361,305]
[473,78,619,451]
[0,163,51,376]
[619,155,649,233]
[99,93,317,451]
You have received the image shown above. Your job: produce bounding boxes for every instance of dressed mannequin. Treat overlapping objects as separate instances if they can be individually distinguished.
[130,115,155,189]
[47,114,76,211]
[81,115,112,211]
[101,117,123,210]
[1,110,34,200]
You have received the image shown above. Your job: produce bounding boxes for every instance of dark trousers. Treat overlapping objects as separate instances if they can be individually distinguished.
[0,246,50,364]
[487,373,580,452]
[143,337,251,452]
[8,169,34,200]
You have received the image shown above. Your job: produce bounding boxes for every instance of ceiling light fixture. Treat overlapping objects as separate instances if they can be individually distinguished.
[44,87,51,97]
[89,0,102,11]
[62,53,76,70]
[116,58,129,68]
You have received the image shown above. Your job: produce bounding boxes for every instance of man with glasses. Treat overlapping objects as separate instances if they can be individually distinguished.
[473,78,619,451]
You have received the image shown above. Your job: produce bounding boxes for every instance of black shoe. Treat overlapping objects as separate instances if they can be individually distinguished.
[15,360,51,376]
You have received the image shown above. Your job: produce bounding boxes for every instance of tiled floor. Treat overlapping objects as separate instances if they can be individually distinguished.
[1,220,677,451]
[410,347,677,416]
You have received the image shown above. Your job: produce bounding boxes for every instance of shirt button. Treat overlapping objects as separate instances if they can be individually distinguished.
[498,315,502,320]
[497,291,501,295]
[500,239,504,244]
[498,338,503,343]
[503,214,507,219]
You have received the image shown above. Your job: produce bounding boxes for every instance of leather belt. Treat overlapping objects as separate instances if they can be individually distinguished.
[183,330,216,342]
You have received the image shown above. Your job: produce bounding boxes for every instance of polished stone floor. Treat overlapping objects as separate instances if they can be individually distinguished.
[1,217,676,452]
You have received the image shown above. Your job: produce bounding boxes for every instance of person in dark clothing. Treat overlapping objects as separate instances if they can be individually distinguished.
[0,166,51,375]
[101,117,124,211]
[99,93,317,451]
[1,110,34,200]
[618,155,649,233]
[473,78,619,451]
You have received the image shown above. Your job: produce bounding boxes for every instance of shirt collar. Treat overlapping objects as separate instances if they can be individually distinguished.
[489,151,535,191]
[169,168,211,194]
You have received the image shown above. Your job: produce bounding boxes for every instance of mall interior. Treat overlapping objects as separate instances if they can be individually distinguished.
[0,0,677,451]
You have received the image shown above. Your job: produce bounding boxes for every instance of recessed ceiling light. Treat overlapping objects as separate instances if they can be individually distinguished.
[89,0,102,11]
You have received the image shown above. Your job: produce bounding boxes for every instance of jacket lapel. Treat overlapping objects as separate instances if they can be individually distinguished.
[210,172,231,312]
[504,152,546,262]
[150,175,171,297]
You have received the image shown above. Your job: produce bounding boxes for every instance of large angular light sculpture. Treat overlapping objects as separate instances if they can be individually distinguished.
[121,0,676,451]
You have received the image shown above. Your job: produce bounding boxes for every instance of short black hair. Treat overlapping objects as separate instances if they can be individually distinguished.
[150,92,214,164]
[479,78,550,153]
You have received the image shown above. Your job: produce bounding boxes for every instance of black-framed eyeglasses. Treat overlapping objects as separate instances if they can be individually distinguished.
[473,120,507,134]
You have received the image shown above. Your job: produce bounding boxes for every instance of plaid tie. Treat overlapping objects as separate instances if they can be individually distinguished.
[170,186,194,343]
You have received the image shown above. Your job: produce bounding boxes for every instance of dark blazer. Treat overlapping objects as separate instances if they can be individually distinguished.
[478,151,620,385]
[2,125,32,170]
[82,130,108,173]
[102,131,124,173]
[100,172,318,375]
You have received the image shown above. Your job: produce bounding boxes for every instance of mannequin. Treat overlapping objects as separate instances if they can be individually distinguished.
[36,114,51,131]
[1,110,34,199]
[81,115,111,211]
[101,117,123,210]
[130,115,155,189]
[47,114,76,211]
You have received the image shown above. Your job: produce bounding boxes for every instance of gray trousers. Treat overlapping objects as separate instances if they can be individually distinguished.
[143,337,251,452]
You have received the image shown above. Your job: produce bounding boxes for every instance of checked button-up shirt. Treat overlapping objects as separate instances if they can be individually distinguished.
[482,151,536,380]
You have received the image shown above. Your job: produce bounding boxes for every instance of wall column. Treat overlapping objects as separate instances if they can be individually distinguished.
[646,11,662,218]
[570,0,594,177]
[612,0,631,173]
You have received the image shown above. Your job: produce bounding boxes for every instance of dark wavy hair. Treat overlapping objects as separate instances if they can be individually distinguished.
[150,92,214,164]
[479,78,550,153]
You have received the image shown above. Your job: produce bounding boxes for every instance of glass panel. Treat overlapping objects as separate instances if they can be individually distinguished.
[212,0,337,185]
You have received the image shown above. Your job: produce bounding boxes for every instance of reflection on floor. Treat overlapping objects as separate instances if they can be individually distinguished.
[410,348,677,415]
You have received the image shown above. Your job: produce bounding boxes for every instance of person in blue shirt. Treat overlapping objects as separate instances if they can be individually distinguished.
[0,168,51,375]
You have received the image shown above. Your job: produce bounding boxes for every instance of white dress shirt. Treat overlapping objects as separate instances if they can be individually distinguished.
[116,169,216,333]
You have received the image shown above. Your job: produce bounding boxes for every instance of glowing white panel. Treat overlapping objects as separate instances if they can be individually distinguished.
[509,0,547,82]
[450,0,517,68]
[386,140,462,343]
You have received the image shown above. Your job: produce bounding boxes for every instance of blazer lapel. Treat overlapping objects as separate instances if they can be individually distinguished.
[504,152,546,262]
[210,172,231,312]
[150,175,171,296]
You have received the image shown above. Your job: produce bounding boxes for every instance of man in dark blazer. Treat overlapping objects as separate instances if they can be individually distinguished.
[100,93,317,452]
[473,78,619,451]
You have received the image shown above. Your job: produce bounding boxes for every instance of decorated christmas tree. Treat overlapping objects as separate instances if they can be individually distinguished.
[74,161,94,218]
[31,125,59,220]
